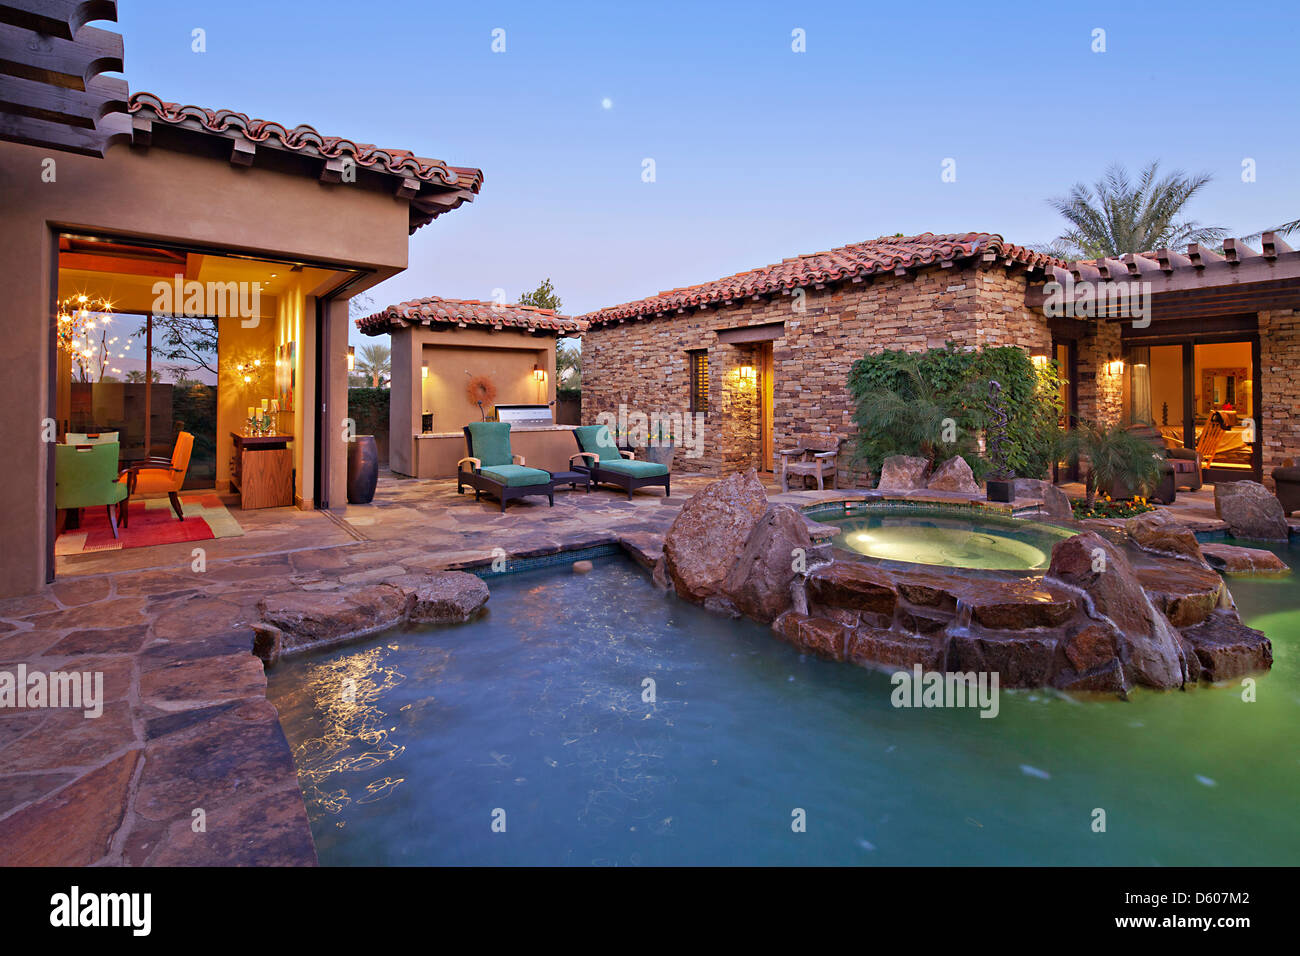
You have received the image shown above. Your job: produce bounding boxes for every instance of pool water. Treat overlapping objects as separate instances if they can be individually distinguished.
[268,550,1300,866]
[820,506,1075,571]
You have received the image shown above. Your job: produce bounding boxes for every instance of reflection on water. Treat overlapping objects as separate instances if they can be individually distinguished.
[282,643,428,818]
[268,553,1300,866]
[827,509,1073,570]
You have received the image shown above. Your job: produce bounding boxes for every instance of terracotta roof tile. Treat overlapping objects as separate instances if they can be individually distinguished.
[579,232,1064,325]
[127,93,483,231]
[357,297,585,337]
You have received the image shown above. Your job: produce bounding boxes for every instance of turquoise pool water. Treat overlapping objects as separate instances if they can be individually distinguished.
[815,506,1074,571]
[268,547,1300,866]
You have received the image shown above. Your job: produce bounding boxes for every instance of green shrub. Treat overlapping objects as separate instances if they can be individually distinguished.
[847,344,1063,480]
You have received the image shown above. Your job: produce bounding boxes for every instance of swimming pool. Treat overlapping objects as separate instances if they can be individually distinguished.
[268,549,1300,866]
[810,504,1075,571]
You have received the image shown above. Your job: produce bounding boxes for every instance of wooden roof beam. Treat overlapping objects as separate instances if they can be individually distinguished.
[0,1,117,41]
[1262,232,1294,259]
[1186,243,1225,268]
[0,21,122,90]
[1222,238,1261,263]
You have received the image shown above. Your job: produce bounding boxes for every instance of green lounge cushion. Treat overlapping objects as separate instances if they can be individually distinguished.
[467,421,513,467]
[55,442,128,509]
[597,459,668,478]
[479,464,552,487]
[573,425,623,462]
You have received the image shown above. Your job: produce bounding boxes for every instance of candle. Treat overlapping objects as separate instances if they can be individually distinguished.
[270,399,280,413]
[261,398,269,411]
[247,406,256,419]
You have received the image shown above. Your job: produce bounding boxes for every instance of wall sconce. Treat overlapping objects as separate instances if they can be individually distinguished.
[533,364,546,382]
[347,345,355,372]
[1105,354,1124,375]
[422,362,429,380]
[1030,354,1050,369]
[738,363,756,383]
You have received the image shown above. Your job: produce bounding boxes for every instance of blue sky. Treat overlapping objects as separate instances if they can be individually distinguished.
[116,0,1299,348]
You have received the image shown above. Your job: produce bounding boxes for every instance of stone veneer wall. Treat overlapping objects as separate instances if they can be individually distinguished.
[1075,319,1124,428]
[1260,308,1300,481]
[582,263,1053,476]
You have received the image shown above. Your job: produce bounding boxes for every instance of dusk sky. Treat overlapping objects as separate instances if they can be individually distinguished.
[115,0,1300,348]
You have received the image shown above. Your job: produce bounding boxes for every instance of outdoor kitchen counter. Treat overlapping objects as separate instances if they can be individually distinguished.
[409,425,578,479]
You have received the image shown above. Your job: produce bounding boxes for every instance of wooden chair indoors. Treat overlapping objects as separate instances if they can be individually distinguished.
[118,431,194,525]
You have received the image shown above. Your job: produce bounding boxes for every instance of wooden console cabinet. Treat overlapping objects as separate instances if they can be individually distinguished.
[230,433,294,509]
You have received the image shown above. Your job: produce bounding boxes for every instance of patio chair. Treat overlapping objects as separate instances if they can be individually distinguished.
[570,425,670,499]
[779,434,845,491]
[55,441,128,538]
[457,422,554,513]
[1197,417,1225,470]
[117,431,193,525]
[1128,423,1201,493]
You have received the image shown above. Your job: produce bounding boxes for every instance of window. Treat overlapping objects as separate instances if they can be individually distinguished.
[688,350,709,414]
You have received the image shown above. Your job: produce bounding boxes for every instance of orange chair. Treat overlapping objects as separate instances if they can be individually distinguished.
[119,431,194,524]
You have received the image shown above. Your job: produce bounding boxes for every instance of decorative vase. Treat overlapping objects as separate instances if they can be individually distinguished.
[347,435,379,504]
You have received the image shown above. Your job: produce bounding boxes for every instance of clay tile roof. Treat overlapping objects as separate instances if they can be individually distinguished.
[578,232,1065,325]
[127,92,483,230]
[356,297,586,337]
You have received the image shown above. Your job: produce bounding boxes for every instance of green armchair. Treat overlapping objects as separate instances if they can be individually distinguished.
[55,442,128,538]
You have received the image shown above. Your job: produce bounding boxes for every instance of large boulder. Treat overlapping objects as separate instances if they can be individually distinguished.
[258,584,411,652]
[723,504,814,623]
[1180,610,1273,680]
[1046,532,1187,689]
[1199,541,1290,575]
[663,470,768,603]
[388,570,490,623]
[1214,481,1289,540]
[1124,509,1209,566]
[1013,478,1074,521]
[926,456,979,495]
[876,456,929,492]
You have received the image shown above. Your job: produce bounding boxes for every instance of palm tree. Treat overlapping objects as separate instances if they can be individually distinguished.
[1243,219,1300,242]
[1047,162,1227,259]
[354,344,391,388]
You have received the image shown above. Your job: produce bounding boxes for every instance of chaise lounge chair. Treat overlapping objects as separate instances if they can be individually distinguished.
[457,421,554,513]
[570,425,670,500]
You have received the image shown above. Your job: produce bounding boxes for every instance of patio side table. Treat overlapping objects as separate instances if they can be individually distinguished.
[548,469,591,492]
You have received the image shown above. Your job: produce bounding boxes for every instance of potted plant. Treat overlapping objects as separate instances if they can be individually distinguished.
[642,419,676,470]
[1060,420,1161,508]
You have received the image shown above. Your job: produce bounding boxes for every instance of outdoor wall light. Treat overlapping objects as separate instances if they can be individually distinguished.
[422,362,429,380]
[1030,354,1050,368]
[738,363,756,383]
[347,346,355,372]
[533,364,546,382]
[1106,354,1124,375]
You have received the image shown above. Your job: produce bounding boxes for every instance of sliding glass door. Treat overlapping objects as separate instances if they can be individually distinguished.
[1125,335,1261,483]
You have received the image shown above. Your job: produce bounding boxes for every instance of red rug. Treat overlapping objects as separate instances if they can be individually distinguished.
[57,493,243,554]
